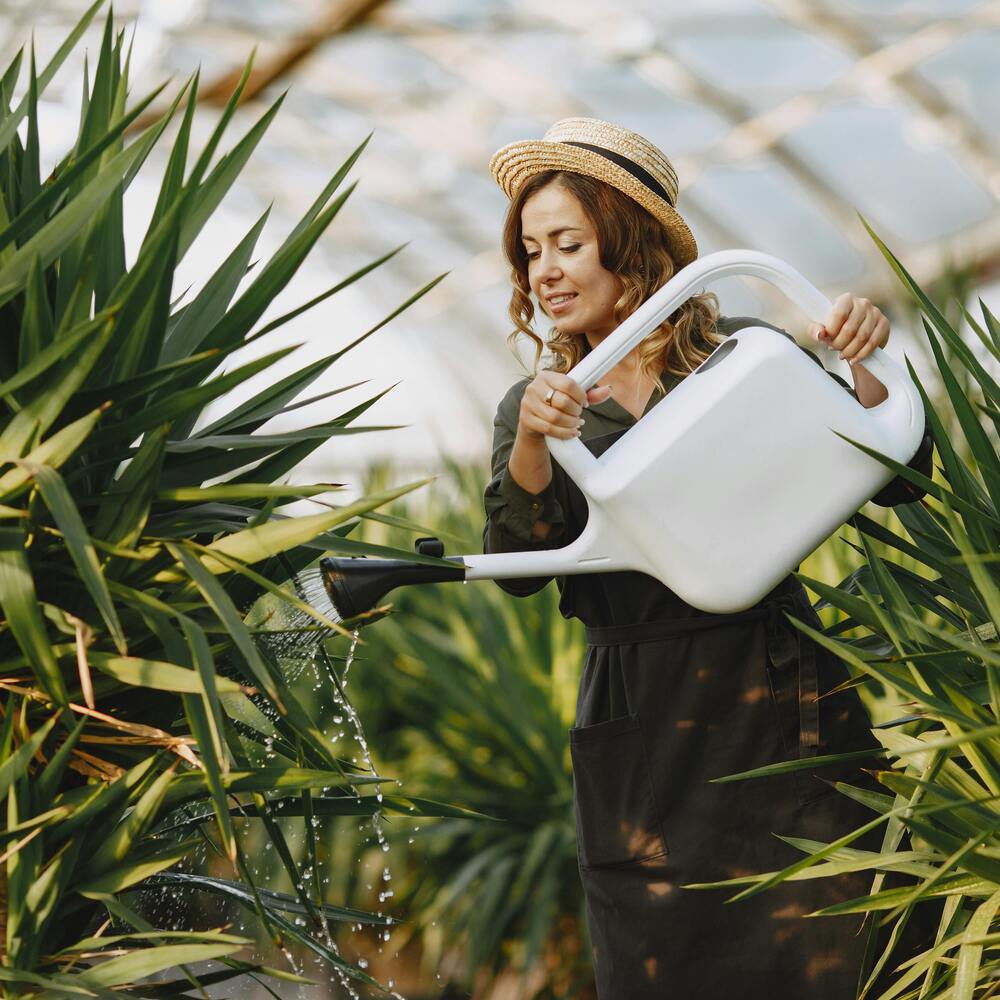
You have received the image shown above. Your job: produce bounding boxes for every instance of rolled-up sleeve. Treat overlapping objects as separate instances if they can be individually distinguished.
[483,379,568,597]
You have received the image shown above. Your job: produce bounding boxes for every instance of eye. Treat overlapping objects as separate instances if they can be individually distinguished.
[525,244,580,261]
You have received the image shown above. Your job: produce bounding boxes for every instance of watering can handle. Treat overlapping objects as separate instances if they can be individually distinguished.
[546,249,919,491]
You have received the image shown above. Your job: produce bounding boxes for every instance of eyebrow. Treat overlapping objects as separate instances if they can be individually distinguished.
[521,227,583,244]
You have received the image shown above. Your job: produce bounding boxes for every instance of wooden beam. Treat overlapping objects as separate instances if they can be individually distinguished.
[199,0,391,106]
[127,0,390,132]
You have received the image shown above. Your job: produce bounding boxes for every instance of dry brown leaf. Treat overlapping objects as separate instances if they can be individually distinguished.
[67,613,96,711]
[70,748,125,780]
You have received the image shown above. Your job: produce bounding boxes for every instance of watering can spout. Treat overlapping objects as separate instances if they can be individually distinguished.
[320,550,465,620]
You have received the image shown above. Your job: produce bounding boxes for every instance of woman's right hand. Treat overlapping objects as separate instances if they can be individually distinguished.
[518,371,614,441]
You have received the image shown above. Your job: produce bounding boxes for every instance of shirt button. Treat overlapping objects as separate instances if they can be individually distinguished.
[530,501,541,511]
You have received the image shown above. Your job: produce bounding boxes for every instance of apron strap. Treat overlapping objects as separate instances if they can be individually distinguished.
[765,597,821,757]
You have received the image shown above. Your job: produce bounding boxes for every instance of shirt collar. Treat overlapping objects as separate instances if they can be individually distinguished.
[587,373,680,424]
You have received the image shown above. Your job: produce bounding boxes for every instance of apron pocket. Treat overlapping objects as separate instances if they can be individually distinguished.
[569,712,669,869]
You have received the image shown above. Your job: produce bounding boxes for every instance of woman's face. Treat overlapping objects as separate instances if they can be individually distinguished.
[520,181,623,342]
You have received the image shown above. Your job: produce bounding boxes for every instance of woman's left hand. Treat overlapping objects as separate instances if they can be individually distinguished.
[807,293,890,366]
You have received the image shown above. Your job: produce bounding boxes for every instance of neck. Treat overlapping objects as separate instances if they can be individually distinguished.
[584,327,629,360]
[585,332,651,368]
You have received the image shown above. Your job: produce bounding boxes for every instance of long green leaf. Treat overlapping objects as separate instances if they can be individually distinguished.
[160,208,269,365]
[0,0,105,154]
[157,483,342,503]
[167,542,282,706]
[182,692,236,862]
[0,713,59,800]
[183,618,236,865]
[0,82,169,258]
[248,241,403,342]
[161,767,385,812]
[197,180,359,355]
[0,526,67,702]
[175,94,285,264]
[89,345,298,447]
[0,114,169,303]
[32,463,126,652]
[87,763,177,873]
[192,476,433,574]
[93,424,167,547]
[88,651,243,694]
[0,314,115,462]
[0,309,108,398]
[75,942,244,990]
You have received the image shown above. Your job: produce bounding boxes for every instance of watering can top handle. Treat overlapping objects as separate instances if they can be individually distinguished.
[564,248,902,391]
[548,249,919,485]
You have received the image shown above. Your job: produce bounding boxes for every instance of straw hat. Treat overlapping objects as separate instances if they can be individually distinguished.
[489,117,698,268]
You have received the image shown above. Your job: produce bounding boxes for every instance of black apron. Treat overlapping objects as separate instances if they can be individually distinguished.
[570,573,936,998]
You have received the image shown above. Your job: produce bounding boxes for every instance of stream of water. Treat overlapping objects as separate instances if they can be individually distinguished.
[261,569,409,999]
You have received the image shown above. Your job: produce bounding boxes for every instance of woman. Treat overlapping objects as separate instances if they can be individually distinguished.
[482,119,934,998]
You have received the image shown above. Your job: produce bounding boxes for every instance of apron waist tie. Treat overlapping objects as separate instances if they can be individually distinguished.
[583,593,821,756]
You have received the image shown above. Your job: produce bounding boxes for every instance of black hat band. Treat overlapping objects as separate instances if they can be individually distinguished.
[561,141,675,206]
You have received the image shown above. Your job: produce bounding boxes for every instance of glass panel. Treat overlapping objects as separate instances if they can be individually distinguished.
[688,158,865,286]
[784,98,994,243]
[668,19,851,113]
[837,0,983,14]
[917,28,1000,146]
[572,65,731,155]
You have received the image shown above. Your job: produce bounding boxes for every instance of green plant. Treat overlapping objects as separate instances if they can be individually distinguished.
[698,224,1000,1000]
[0,5,482,995]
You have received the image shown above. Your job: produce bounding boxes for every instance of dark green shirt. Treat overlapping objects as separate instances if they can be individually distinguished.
[482,315,933,615]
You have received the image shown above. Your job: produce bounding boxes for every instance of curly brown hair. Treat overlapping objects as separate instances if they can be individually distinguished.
[500,170,723,387]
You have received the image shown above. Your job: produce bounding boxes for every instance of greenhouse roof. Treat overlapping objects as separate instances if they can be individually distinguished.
[9,0,1000,478]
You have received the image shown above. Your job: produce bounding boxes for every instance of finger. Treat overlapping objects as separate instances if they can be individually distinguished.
[547,372,588,409]
[537,374,585,414]
[853,315,889,364]
[524,413,582,439]
[587,384,613,404]
[823,293,854,342]
[537,385,584,418]
[527,388,583,429]
[829,297,869,351]
[839,309,878,362]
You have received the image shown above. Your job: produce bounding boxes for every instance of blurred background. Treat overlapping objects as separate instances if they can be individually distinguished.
[10,1,1000,997]
[9,0,1000,490]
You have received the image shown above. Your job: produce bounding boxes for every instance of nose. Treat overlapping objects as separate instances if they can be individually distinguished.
[536,247,563,285]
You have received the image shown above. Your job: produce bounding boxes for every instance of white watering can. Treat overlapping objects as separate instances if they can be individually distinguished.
[320,250,925,619]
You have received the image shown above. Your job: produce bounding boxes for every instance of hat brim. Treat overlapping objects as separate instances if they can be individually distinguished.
[489,139,698,268]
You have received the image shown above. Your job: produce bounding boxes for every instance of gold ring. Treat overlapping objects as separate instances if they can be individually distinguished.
[544,388,556,405]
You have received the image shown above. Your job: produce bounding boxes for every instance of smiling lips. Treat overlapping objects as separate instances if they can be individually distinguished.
[547,292,577,313]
